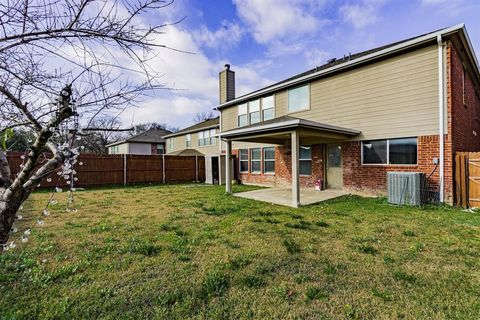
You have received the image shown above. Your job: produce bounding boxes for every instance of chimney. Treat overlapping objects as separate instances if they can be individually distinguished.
[219,64,235,104]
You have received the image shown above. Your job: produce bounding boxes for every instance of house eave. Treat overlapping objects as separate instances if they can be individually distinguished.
[215,24,469,111]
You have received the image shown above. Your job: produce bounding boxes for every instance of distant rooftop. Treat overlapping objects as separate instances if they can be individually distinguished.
[106,128,172,147]
[164,117,219,138]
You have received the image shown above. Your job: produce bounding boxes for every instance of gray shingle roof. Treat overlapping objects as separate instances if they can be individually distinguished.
[164,117,219,138]
[106,128,172,147]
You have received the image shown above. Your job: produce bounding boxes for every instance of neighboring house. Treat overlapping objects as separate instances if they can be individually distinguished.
[215,24,480,207]
[164,117,226,184]
[106,128,171,155]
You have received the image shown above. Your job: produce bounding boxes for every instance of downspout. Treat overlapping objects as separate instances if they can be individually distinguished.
[437,35,445,203]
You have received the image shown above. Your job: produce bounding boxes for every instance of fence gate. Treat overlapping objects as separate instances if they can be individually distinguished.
[455,152,480,208]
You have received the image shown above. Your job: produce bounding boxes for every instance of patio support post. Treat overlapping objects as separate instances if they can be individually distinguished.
[291,130,300,207]
[226,140,232,193]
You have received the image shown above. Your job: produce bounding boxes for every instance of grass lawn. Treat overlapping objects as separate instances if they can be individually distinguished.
[1,184,480,319]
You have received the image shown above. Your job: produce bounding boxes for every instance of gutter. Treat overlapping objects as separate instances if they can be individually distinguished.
[437,35,445,203]
[215,24,465,110]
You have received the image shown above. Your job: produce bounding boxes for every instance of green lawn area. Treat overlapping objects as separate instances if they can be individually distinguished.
[1,184,480,319]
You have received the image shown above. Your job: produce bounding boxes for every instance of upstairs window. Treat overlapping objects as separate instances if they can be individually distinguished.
[362,138,417,165]
[198,129,215,146]
[239,149,248,173]
[209,128,216,145]
[288,84,310,113]
[186,134,191,148]
[169,138,174,151]
[249,99,260,124]
[299,146,312,175]
[250,148,261,173]
[238,103,248,127]
[262,95,274,121]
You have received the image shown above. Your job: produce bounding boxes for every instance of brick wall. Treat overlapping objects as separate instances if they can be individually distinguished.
[236,145,324,188]
[342,135,443,197]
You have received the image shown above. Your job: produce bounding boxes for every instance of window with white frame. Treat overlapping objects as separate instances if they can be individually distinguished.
[238,103,248,127]
[299,146,312,175]
[362,138,417,165]
[109,145,119,154]
[169,138,174,151]
[186,134,191,147]
[198,129,216,146]
[263,147,275,174]
[288,84,309,112]
[209,128,216,145]
[250,148,261,173]
[249,99,260,124]
[262,95,274,121]
[239,149,248,173]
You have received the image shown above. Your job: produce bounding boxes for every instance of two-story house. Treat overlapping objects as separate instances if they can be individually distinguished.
[216,24,480,207]
[165,117,228,184]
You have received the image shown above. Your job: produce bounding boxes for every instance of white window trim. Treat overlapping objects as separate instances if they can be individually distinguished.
[361,137,418,166]
[287,84,310,114]
[299,145,312,176]
[261,95,275,121]
[250,148,262,174]
[169,139,174,151]
[263,147,275,175]
[239,149,249,173]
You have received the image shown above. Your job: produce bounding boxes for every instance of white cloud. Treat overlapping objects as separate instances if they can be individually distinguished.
[419,0,466,15]
[233,0,324,44]
[340,0,386,29]
[193,21,243,49]
[304,48,331,67]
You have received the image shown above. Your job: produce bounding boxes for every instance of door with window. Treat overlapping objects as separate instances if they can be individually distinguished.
[326,144,343,189]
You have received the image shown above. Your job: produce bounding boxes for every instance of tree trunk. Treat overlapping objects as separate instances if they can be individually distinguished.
[0,188,28,248]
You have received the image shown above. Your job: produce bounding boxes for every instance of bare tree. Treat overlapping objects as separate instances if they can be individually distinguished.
[0,0,183,248]
[193,111,217,123]
[132,122,179,134]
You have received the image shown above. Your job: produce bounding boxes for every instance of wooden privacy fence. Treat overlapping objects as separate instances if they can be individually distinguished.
[455,152,480,208]
[7,152,205,188]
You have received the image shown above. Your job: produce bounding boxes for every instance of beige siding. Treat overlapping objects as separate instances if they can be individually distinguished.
[118,143,128,154]
[221,45,440,140]
[167,129,221,155]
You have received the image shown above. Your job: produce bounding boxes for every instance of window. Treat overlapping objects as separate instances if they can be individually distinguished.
[288,84,309,112]
[238,103,248,127]
[299,146,312,175]
[263,147,275,174]
[389,138,417,164]
[156,144,165,155]
[186,134,191,147]
[209,128,216,145]
[362,140,387,164]
[169,139,174,151]
[362,138,417,165]
[249,99,260,124]
[250,148,261,173]
[262,95,274,121]
[239,149,248,173]
[109,145,119,154]
[198,129,216,146]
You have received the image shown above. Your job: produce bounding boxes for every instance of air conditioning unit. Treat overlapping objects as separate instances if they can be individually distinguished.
[387,172,424,206]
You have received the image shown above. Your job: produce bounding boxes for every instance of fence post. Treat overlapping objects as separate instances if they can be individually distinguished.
[195,155,198,183]
[123,154,127,186]
[162,154,166,184]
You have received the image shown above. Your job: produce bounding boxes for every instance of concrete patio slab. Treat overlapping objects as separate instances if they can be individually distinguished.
[235,187,348,207]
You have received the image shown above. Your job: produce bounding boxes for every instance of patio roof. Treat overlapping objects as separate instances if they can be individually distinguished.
[219,116,360,144]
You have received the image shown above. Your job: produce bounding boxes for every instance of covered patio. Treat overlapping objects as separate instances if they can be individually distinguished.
[234,187,348,206]
[221,116,360,207]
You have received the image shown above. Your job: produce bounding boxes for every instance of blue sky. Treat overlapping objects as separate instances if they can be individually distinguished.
[121,0,480,129]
